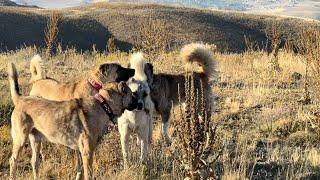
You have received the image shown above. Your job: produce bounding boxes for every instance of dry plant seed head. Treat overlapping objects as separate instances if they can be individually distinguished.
[244,35,258,53]
[107,36,118,54]
[265,21,283,73]
[176,73,216,179]
[299,26,320,103]
[137,18,172,61]
[45,11,62,57]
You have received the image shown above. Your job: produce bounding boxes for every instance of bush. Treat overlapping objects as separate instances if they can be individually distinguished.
[137,18,172,61]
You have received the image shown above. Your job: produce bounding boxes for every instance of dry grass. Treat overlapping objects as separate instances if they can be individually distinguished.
[0,44,319,179]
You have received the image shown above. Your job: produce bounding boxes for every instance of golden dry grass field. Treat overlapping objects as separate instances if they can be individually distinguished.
[0,44,319,179]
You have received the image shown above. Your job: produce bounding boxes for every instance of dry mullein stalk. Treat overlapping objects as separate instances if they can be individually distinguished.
[45,11,62,56]
[107,36,118,54]
[176,73,216,179]
[299,27,320,103]
[265,21,283,73]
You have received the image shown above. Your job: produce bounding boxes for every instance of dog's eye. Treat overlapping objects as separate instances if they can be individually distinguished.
[143,91,147,97]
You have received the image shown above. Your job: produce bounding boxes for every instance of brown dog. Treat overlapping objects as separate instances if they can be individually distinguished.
[144,43,217,145]
[29,55,135,100]
[8,62,138,180]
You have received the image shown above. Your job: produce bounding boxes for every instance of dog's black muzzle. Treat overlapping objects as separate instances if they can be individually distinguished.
[126,95,139,111]
[116,67,135,82]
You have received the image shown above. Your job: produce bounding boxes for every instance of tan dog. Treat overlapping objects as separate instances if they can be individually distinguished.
[144,43,217,145]
[8,63,139,180]
[29,55,135,100]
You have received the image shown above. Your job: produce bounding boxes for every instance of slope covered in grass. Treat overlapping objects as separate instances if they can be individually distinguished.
[0,3,318,53]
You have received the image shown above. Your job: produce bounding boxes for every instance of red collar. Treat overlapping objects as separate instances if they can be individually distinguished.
[94,93,115,124]
[88,78,103,91]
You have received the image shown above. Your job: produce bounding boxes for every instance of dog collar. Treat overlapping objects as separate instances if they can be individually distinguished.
[88,78,103,91]
[94,93,115,124]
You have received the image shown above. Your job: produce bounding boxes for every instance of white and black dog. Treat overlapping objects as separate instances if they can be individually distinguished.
[117,53,155,169]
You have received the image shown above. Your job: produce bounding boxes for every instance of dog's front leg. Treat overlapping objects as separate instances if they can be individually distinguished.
[119,122,130,169]
[79,134,94,180]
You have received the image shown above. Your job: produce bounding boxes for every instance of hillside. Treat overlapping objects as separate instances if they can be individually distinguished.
[11,0,303,10]
[0,0,38,7]
[0,3,318,53]
[0,0,19,6]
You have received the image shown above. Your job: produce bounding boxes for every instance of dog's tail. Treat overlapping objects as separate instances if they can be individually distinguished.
[8,63,21,105]
[180,43,217,79]
[129,52,147,81]
[30,54,46,83]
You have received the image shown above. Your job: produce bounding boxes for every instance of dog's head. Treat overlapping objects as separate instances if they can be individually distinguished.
[94,63,135,84]
[126,78,150,111]
[99,82,139,115]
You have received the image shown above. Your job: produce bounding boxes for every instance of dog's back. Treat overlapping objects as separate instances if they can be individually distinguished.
[30,78,86,101]
[29,55,92,101]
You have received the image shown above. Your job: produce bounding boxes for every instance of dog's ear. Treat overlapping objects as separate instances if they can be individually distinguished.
[98,64,108,75]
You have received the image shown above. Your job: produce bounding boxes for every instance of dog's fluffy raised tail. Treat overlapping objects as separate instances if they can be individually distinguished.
[129,52,147,81]
[30,54,46,83]
[180,43,217,79]
[8,63,21,105]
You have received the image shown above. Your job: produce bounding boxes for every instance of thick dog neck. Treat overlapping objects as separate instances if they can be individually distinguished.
[94,93,115,124]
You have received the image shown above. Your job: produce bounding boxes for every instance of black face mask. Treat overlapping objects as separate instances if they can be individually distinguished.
[126,95,139,111]
[116,67,135,82]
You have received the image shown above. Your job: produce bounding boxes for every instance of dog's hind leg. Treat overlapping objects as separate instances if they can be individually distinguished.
[29,129,42,180]
[10,112,30,180]
[148,111,153,144]
[75,151,83,180]
[160,110,172,146]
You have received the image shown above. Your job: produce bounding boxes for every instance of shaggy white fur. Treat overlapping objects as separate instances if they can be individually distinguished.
[129,52,147,81]
[117,52,154,168]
